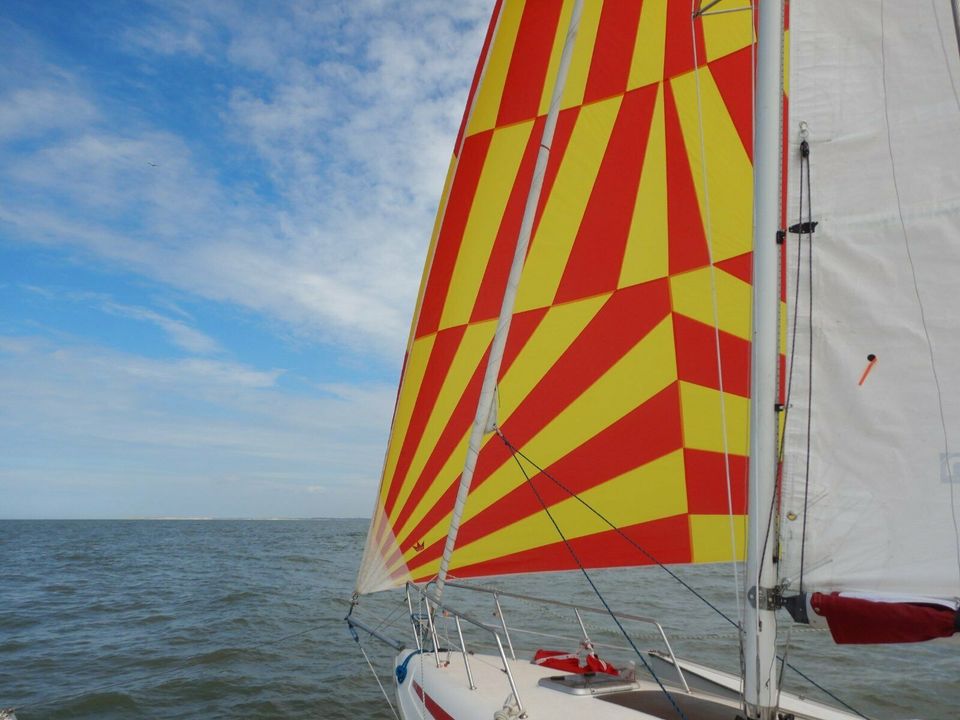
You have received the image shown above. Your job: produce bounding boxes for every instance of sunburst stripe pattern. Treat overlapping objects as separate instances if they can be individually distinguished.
[357,0,760,594]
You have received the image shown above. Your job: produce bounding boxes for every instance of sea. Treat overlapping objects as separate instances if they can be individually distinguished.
[1,519,957,720]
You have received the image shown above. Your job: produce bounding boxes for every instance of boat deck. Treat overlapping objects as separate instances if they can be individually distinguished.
[598,690,742,720]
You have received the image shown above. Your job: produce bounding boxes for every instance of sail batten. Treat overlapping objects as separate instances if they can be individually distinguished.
[357,0,758,595]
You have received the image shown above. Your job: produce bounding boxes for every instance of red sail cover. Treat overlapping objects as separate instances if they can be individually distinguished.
[533,649,618,676]
[811,593,959,645]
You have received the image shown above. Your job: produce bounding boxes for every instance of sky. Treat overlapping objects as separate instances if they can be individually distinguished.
[0,0,491,519]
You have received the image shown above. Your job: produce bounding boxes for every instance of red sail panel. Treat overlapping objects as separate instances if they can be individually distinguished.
[582,0,643,104]
[415,132,494,339]
[496,0,564,126]
[554,83,658,304]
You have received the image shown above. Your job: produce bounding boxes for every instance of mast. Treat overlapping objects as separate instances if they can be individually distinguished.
[435,0,585,595]
[744,0,784,718]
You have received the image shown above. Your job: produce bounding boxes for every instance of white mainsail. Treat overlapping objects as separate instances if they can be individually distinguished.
[780,0,960,601]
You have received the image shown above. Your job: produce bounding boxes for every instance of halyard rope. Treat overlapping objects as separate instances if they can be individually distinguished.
[689,0,745,626]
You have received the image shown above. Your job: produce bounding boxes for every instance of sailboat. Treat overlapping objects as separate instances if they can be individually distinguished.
[347,0,960,718]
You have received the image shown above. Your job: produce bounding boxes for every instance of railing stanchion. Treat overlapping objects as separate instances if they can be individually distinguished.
[423,596,442,668]
[493,592,516,660]
[405,584,422,651]
[655,623,690,693]
[494,634,526,718]
[454,616,477,690]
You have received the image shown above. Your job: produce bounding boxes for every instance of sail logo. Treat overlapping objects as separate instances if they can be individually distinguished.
[940,453,960,483]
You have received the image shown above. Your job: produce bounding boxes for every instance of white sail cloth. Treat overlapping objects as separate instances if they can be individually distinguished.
[780,0,960,599]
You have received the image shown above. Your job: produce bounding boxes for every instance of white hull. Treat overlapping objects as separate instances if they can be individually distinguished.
[394,649,861,720]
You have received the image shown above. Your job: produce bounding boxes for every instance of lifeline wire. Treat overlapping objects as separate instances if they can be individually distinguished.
[507,446,689,720]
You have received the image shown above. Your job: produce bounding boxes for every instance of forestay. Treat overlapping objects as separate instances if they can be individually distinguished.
[357,0,759,595]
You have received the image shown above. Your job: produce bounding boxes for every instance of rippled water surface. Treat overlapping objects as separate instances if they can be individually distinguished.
[1,519,956,719]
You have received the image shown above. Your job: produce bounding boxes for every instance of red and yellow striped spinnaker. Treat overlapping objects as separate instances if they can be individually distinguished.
[357,0,757,594]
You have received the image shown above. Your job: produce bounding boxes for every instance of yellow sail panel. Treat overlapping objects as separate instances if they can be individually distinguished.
[627,0,667,91]
[459,313,679,529]
[438,121,534,331]
[431,451,688,575]
[392,297,607,547]
[619,83,667,288]
[378,333,436,502]
[679,381,750,456]
[464,0,523,138]
[670,67,753,264]
[690,514,747,563]
[670,266,752,341]
[701,1,754,63]
[356,0,758,594]
[514,94,622,313]
[385,320,496,531]
[555,0,603,111]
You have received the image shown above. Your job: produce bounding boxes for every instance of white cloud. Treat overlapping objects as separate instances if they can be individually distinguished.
[0,335,393,517]
[16,286,222,356]
[0,86,98,141]
[98,299,222,355]
[1,1,492,357]
[120,0,217,59]
[0,2,495,517]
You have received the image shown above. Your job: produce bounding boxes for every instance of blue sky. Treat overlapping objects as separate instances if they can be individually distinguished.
[0,0,490,518]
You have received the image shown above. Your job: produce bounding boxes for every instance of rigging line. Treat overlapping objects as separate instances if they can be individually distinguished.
[952,0,960,72]
[931,0,960,109]
[776,133,807,584]
[779,135,806,467]
[689,0,744,625]
[777,130,813,591]
[358,642,401,720]
[693,0,725,17]
[496,430,738,630]
[799,136,814,593]
[775,624,793,713]
[15,621,331,713]
[756,460,780,587]
[783,664,871,720]
[880,0,960,579]
[496,430,869,720]
[373,602,409,636]
[507,449,689,720]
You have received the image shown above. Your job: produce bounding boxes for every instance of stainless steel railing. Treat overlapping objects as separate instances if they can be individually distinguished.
[403,578,693,712]
[439,580,691,693]
[406,582,527,716]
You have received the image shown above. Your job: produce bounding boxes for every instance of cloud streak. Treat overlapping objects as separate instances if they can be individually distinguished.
[0,334,393,517]
[0,1,492,517]
[2,0,491,356]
